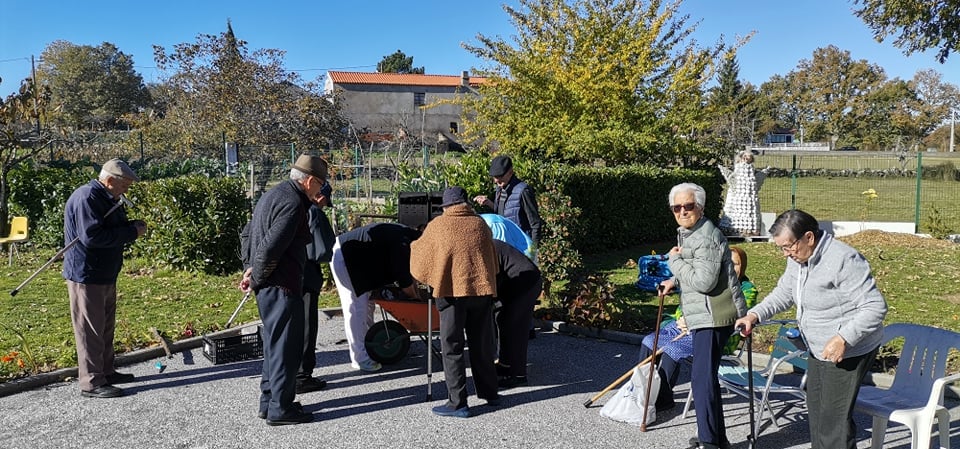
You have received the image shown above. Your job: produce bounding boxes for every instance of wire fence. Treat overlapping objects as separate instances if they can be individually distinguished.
[749,150,960,235]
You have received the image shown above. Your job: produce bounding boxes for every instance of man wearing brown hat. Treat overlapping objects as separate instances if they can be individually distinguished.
[64,158,147,398]
[239,153,327,425]
[473,155,542,244]
[410,186,500,418]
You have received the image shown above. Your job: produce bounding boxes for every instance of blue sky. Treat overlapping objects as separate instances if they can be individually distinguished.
[2,0,958,99]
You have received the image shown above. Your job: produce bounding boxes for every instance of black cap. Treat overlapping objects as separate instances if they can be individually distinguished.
[489,155,513,177]
[440,186,468,207]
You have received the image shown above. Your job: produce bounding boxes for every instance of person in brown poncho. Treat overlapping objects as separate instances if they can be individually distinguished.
[410,186,500,418]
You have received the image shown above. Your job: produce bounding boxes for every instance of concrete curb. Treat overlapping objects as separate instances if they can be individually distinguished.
[0,308,346,398]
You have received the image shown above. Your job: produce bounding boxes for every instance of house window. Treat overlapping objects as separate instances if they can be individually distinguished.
[450,122,459,133]
[414,92,425,107]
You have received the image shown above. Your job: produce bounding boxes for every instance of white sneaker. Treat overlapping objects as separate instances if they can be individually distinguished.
[350,359,382,372]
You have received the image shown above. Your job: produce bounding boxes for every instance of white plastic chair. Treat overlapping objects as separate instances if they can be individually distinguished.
[855,323,960,449]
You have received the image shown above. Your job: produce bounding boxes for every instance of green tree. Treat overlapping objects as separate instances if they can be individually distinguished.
[142,20,346,158]
[377,50,425,74]
[772,46,887,148]
[38,40,151,130]
[854,0,960,63]
[705,55,760,150]
[457,0,743,166]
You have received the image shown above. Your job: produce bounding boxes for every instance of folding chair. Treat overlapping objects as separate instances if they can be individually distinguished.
[715,321,808,431]
[0,216,29,266]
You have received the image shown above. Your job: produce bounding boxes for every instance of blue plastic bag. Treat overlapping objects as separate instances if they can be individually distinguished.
[635,254,673,292]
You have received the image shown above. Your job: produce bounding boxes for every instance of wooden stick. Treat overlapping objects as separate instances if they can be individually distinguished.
[583,347,664,408]
[150,327,173,359]
[641,288,668,431]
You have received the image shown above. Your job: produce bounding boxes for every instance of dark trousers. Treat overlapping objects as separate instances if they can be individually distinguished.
[807,347,877,449]
[437,295,498,409]
[256,286,305,419]
[637,346,682,407]
[299,289,319,378]
[691,325,734,447]
[495,278,542,376]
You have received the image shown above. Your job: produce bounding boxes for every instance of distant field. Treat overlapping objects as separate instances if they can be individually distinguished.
[747,152,960,232]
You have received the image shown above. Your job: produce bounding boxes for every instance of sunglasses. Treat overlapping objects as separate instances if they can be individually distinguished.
[670,202,698,213]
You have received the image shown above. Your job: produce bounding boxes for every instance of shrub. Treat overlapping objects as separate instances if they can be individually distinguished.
[127,176,250,274]
[560,273,625,329]
[8,161,96,247]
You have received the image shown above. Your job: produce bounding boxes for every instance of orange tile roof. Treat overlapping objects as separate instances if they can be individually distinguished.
[328,71,486,87]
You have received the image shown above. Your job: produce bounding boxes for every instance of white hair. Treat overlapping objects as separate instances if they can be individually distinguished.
[98,168,122,182]
[289,168,309,181]
[668,183,706,207]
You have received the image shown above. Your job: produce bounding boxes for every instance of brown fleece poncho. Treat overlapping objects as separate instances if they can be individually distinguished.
[409,203,498,298]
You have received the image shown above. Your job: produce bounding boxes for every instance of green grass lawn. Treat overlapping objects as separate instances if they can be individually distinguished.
[2,230,959,380]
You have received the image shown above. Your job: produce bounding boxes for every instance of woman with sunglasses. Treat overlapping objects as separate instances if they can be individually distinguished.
[659,183,747,449]
[734,209,887,449]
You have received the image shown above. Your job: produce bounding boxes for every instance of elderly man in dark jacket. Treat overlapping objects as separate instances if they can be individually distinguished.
[64,159,147,399]
[492,239,542,389]
[240,154,327,426]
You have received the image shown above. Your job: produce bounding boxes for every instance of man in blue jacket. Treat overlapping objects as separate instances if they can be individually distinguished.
[239,154,327,426]
[64,159,147,399]
[473,155,542,244]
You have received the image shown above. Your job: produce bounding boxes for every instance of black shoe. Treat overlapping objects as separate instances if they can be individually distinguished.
[81,385,124,398]
[481,395,502,406]
[655,400,676,412]
[260,401,302,420]
[494,363,510,377]
[266,411,313,426]
[528,329,537,340]
[687,437,728,449]
[295,376,327,394]
[106,372,135,384]
[498,376,528,389]
[266,402,311,425]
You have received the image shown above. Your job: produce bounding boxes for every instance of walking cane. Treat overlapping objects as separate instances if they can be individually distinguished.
[583,346,665,408]
[224,291,253,329]
[739,325,757,448]
[10,196,133,297]
[426,295,433,402]
[640,284,668,432]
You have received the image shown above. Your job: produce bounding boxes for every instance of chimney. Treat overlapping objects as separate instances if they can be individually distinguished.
[460,70,470,87]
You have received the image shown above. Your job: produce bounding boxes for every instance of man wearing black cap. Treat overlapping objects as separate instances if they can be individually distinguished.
[410,186,500,418]
[473,155,542,244]
[64,158,147,399]
[240,153,327,425]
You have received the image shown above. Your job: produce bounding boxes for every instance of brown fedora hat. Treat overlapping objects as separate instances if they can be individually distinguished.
[291,154,328,180]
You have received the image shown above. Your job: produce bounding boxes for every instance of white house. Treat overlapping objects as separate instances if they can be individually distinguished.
[324,70,484,147]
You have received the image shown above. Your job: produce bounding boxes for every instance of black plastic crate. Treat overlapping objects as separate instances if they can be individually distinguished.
[202,327,263,364]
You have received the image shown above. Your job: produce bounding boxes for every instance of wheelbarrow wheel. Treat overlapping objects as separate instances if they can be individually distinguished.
[364,320,411,364]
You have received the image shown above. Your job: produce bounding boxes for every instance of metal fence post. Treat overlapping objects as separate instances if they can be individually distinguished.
[915,151,922,233]
[790,153,797,209]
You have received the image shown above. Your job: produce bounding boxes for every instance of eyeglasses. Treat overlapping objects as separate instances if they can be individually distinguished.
[670,202,698,213]
[775,238,801,253]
